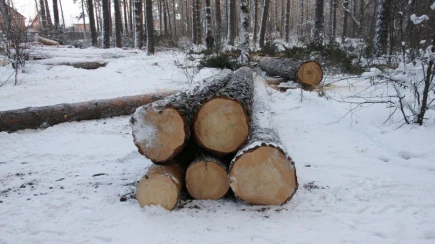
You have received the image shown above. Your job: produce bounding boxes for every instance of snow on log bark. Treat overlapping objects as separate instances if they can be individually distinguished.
[0,91,174,133]
[193,67,253,155]
[185,151,229,200]
[258,57,323,86]
[130,69,233,163]
[229,76,298,205]
[35,36,60,45]
[136,138,197,210]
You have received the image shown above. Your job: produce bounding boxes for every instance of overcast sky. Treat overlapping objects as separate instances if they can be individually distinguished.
[13,0,83,27]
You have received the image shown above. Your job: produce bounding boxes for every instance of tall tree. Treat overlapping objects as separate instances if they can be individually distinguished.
[228,0,236,45]
[374,0,391,56]
[52,0,60,30]
[114,0,123,47]
[80,0,87,36]
[165,0,172,38]
[39,0,48,29]
[196,0,202,43]
[172,0,177,38]
[253,0,258,46]
[299,0,304,42]
[192,0,197,43]
[163,0,168,36]
[87,0,98,46]
[240,0,249,64]
[59,0,65,28]
[145,0,154,54]
[331,0,337,41]
[205,0,212,34]
[342,0,349,43]
[313,0,324,45]
[102,0,110,48]
[259,0,270,48]
[215,0,222,49]
[284,0,290,42]
[123,0,129,35]
[134,0,144,48]
[44,0,53,27]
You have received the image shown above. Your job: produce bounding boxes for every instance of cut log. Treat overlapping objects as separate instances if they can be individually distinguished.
[136,163,183,210]
[229,76,298,205]
[258,57,323,86]
[131,69,233,163]
[136,139,197,210]
[35,36,60,46]
[185,152,229,200]
[0,91,175,133]
[193,67,253,155]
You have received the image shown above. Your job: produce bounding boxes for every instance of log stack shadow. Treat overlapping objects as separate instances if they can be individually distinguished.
[130,67,299,210]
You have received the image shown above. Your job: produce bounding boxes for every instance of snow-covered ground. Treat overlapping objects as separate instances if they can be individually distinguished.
[1,46,435,244]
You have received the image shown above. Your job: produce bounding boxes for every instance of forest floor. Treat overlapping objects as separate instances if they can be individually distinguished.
[1,45,435,244]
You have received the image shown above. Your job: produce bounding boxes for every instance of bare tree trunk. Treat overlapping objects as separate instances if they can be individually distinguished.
[332,0,337,41]
[259,0,270,48]
[146,0,154,54]
[342,0,348,43]
[284,0,290,42]
[196,0,202,43]
[95,0,101,33]
[134,0,144,48]
[253,0,258,46]
[123,0,129,35]
[39,0,48,29]
[374,0,391,56]
[313,0,324,45]
[165,0,172,38]
[172,0,177,39]
[129,0,134,33]
[52,0,60,30]
[59,0,66,28]
[159,0,163,36]
[114,0,123,47]
[87,0,98,46]
[205,0,212,34]
[215,0,222,49]
[240,0,249,64]
[44,0,53,27]
[102,0,111,48]
[192,0,197,43]
[163,0,168,37]
[299,0,304,43]
[81,0,87,37]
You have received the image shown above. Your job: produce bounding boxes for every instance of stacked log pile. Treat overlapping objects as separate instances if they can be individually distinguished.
[131,67,298,210]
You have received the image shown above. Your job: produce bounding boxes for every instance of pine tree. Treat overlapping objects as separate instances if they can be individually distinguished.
[102,0,111,48]
[215,0,222,49]
[240,0,250,64]
[146,0,154,54]
[87,0,98,46]
[284,0,290,42]
[134,0,144,48]
[313,0,324,45]
[374,0,391,56]
[114,0,123,47]
[259,0,270,48]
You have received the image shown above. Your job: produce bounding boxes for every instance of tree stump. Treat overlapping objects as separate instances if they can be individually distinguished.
[130,69,233,163]
[185,152,229,200]
[193,67,253,155]
[258,57,323,86]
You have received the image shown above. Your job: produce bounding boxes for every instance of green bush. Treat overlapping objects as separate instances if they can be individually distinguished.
[198,52,241,70]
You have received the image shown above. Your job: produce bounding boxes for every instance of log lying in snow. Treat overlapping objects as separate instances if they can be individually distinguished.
[0,91,175,133]
[229,77,298,205]
[136,139,197,210]
[258,57,323,86]
[185,152,229,200]
[193,67,253,155]
[35,36,60,46]
[131,69,233,163]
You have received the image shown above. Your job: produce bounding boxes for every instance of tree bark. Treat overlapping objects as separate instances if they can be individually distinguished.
[131,69,233,163]
[228,0,237,45]
[259,0,270,48]
[229,79,298,205]
[0,91,175,133]
[196,0,202,43]
[193,67,253,156]
[146,0,154,55]
[44,0,53,28]
[192,0,197,43]
[332,0,337,41]
[114,0,123,47]
[215,0,222,49]
[240,0,250,64]
[205,0,212,34]
[123,0,129,35]
[185,151,229,200]
[342,0,348,43]
[374,0,391,56]
[258,57,323,86]
[102,0,111,48]
[52,0,60,30]
[39,0,47,29]
[87,0,98,46]
[172,0,177,39]
[253,0,258,46]
[284,0,290,42]
[313,0,324,45]
[134,0,144,48]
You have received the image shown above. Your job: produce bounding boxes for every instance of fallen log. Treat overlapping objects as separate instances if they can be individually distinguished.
[35,36,60,46]
[131,69,233,163]
[136,139,197,210]
[228,77,298,205]
[185,151,229,200]
[0,91,174,132]
[193,67,253,155]
[258,57,323,86]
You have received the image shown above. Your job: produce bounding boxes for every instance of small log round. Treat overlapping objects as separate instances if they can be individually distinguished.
[136,163,183,210]
[185,153,229,200]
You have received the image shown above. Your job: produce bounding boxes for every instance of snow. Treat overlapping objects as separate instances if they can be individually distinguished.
[432,2,435,10]
[410,14,429,25]
[1,46,435,244]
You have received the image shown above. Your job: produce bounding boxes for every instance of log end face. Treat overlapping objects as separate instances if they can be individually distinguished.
[229,146,297,205]
[186,161,229,200]
[297,61,323,86]
[136,172,180,210]
[194,98,249,155]
[132,106,187,163]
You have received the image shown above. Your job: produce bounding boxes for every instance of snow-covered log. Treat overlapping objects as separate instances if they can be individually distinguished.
[131,69,233,163]
[193,67,253,155]
[185,151,229,200]
[0,91,174,133]
[258,57,323,86]
[35,36,60,46]
[228,77,298,205]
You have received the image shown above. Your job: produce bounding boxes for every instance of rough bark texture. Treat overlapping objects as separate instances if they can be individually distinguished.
[342,0,348,43]
[102,0,111,48]
[193,67,253,155]
[123,0,129,35]
[134,0,144,48]
[145,0,154,55]
[0,91,174,133]
[228,0,237,45]
[258,57,323,86]
[259,0,270,48]
[240,0,249,64]
[284,0,290,42]
[215,0,222,49]
[229,77,298,205]
[374,0,391,56]
[185,151,229,200]
[313,0,324,45]
[52,0,60,29]
[131,69,233,163]
[205,0,211,34]
[87,0,98,46]
[114,0,123,48]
